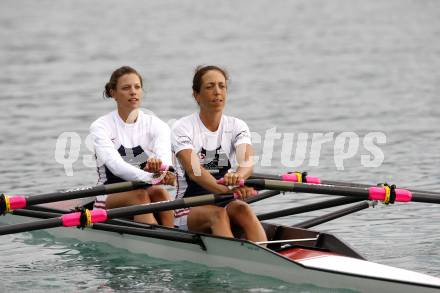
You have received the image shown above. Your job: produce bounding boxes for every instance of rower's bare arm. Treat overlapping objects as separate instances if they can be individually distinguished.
[227,144,255,199]
[177,149,229,194]
[235,143,254,180]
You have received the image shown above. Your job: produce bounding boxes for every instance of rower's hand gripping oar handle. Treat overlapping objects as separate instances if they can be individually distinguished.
[159,165,175,173]
[217,178,245,187]
[150,165,176,186]
[216,178,258,197]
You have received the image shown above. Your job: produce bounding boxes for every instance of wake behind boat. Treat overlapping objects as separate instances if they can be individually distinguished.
[1,178,440,293]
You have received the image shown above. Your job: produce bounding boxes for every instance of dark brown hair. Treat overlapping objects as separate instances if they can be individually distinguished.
[192,65,229,93]
[103,66,143,98]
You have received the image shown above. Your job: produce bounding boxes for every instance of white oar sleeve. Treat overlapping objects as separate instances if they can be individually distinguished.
[90,122,154,183]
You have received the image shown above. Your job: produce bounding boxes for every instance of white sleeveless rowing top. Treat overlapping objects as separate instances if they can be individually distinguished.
[171,112,252,218]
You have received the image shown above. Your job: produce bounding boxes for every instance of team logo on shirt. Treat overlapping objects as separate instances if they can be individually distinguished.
[199,146,230,174]
[176,135,192,146]
[118,145,149,167]
[235,130,250,141]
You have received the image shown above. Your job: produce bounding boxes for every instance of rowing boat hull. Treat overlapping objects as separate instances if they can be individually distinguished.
[1,212,440,293]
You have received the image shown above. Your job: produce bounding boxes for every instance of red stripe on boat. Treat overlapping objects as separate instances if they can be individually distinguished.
[279,248,336,261]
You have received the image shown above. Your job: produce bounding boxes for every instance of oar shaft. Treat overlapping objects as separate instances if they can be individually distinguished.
[0,218,62,235]
[107,194,234,219]
[294,201,372,229]
[27,181,150,205]
[246,179,421,203]
[251,172,320,184]
[0,193,236,236]
[249,179,370,197]
[251,173,280,181]
[320,180,373,189]
[321,179,440,196]
[245,190,280,204]
[2,181,151,214]
[410,193,440,204]
[257,197,362,221]
[252,172,440,197]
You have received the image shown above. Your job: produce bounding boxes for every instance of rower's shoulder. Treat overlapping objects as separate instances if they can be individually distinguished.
[90,111,116,130]
[171,113,197,131]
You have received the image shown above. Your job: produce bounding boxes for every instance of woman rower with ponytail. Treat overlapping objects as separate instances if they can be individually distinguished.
[90,66,175,227]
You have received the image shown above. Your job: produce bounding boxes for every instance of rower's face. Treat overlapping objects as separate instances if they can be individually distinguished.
[194,70,227,114]
[111,73,143,110]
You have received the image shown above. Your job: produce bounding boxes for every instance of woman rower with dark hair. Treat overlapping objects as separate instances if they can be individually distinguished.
[171,65,267,242]
[90,66,175,227]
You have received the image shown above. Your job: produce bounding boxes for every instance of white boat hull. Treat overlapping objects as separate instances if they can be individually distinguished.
[1,212,440,293]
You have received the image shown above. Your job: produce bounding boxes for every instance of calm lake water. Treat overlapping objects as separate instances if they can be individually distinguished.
[0,0,439,292]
